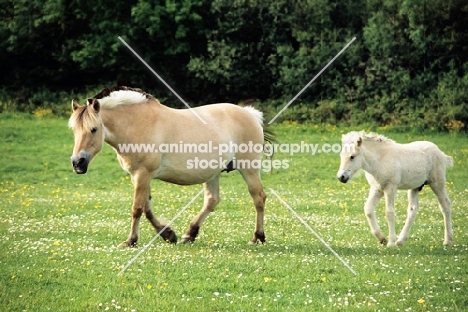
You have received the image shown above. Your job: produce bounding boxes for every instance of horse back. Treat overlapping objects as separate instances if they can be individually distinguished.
[391,141,451,188]
[193,103,265,143]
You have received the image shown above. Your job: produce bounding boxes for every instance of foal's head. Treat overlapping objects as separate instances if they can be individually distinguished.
[336,132,363,183]
[68,99,104,174]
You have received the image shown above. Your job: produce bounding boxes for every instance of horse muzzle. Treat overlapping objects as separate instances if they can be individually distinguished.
[337,170,350,183]
[71,152,90,174]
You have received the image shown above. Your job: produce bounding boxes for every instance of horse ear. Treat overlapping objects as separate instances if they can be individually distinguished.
[71,100,81,111]
[87,98,101,113]
[357,137,362,147]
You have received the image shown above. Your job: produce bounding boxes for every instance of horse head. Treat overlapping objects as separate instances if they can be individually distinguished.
[337,133,362,183]
[68,98,104,174]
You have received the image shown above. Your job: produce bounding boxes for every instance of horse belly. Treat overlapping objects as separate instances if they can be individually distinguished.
[153,167,220,185]
[153,155,229,185]
[397,169,428,190]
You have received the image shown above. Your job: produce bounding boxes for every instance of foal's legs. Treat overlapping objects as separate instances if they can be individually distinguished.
[125,172,176,246]
[239,168,266,244]
[384,188,398,247]
[364,187,386,245]
[396,189,419,246]
[180,175,220,243]
[429,182,453,245]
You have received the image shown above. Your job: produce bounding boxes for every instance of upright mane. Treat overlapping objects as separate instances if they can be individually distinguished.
[343,131,395,144]
[92,86,156,109]
[69,86,156,131]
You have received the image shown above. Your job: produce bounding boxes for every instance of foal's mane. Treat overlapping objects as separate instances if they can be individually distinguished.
[69,86,156,131]
[344,131,395,144]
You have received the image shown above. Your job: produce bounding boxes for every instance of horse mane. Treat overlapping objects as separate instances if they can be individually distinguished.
[92,86,154,101]
[361,131,394,143]
[343,131,395,144]
[69,86,157,131]
[92,86,157,109]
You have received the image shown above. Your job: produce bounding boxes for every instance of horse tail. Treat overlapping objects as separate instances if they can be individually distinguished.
[242,106,263,125]
[445,154,454,168]
[242,105,277,158]
[242,105,277,143]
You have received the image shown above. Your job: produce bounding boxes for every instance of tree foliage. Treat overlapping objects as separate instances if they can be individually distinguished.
[1,0,467,130]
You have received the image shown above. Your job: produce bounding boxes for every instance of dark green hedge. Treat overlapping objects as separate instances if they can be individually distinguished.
[1,0,467,131]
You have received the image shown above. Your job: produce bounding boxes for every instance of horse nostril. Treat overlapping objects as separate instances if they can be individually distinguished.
[338,175,348,183]
[77,157,86,166]
[72,157,87,169]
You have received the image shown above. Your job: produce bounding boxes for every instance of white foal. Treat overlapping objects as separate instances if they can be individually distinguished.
[337,131,453,247]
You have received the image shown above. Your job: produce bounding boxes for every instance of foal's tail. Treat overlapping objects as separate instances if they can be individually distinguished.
[445,155,454,168]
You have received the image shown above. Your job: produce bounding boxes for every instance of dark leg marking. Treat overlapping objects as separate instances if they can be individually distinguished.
[250,231,266,244]
[180,225,200,243]
[186,225,200,242]
[188,225,200,239]
[127,238,138,247]
[159,226,178,244]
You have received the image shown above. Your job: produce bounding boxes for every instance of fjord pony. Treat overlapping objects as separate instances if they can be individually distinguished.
[69,86,274,246]
[337,131,453,247]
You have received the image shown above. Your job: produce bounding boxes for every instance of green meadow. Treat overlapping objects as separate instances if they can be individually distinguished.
[1,113,467,311]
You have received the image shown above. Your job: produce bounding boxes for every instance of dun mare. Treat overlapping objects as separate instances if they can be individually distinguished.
[337,131,453,247]
[69,86,274,246]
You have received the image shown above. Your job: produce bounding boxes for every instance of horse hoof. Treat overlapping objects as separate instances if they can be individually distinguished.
[248,237,266,245]
[248,240,266,245]
[120,240,137,248]
[160,228,178,244]
[249,231,266,245]
[180,236,195,244]
[443,240,452,246]
[379,238,388,246]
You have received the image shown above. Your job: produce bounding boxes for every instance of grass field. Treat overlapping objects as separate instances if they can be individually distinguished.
[1,112,467,311]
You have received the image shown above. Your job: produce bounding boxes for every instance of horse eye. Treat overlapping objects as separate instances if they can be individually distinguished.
[350,155,355,160]
[91,127,98,134]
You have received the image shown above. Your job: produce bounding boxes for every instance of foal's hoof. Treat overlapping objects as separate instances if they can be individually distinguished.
[379,238,388,246]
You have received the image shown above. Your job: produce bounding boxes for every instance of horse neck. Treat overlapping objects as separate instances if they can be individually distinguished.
[100,102,164,149]
[360,140,389,174]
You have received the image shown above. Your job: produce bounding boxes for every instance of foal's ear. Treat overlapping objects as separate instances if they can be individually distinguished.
[357,137,362,147]
[71,100,81,111]
[87,98,101,113]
